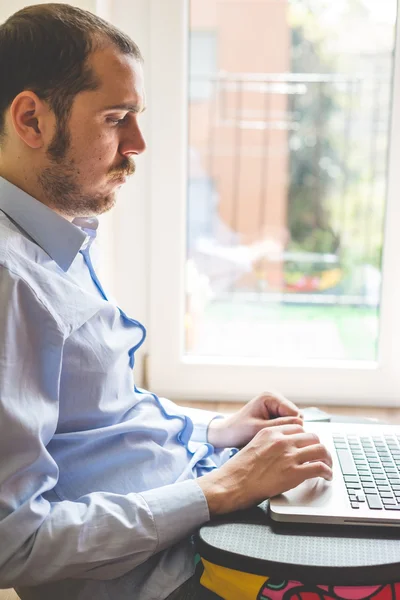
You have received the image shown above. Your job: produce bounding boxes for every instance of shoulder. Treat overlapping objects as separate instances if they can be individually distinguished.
[0,215,100,336]
[0,263,67,342]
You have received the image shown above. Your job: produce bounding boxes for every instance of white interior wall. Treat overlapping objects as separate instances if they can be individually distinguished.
[105,0,152,387]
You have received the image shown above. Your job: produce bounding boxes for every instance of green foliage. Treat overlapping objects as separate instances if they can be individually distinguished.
[288,13,342,256]
[287,1,386,271]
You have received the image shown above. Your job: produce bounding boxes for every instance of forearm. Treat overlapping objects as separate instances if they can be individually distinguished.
[197,469,242,516]
[197,425,333,517]
[0,480,209,587]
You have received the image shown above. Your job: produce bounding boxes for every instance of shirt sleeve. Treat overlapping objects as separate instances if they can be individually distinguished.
[0,268,210,588]
[158,398,226,444]
[178,405,226,443]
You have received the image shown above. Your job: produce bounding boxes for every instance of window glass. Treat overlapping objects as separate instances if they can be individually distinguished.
[186,0,396,361]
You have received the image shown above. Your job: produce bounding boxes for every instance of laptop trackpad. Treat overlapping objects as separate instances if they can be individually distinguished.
[276,476,333,508]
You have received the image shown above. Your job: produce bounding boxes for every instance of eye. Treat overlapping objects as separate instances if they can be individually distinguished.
[107,114,129,126]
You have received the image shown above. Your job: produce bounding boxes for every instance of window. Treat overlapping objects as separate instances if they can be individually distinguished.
[148,0,400,405]
[189,30,217,101]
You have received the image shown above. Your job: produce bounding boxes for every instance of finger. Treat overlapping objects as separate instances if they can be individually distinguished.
[290,432,322,449]
[298,460,333,482]
[268,423,305,436]
[275,394,301,418]
[297,443,333,468]
[262,416,303,429]
[260,392,300,419]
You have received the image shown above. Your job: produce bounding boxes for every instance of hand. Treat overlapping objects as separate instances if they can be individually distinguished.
[207,391,303,449]
[198,423,333,515]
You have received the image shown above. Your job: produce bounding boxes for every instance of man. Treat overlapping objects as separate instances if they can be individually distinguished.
[0,5,332,600]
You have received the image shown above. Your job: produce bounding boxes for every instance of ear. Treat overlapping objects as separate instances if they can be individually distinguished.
[9,91,51,150]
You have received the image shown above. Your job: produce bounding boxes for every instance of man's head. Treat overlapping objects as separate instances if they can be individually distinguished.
[0,3,146,218]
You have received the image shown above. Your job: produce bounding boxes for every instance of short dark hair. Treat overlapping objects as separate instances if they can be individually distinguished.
[0,3,143,143]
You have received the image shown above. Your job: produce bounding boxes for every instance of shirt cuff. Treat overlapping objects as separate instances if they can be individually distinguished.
[139,479,210,552]
[177,405,226,444]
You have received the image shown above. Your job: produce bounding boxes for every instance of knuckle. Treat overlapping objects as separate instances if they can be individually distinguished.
[258,426,275,438]
[253,428,271,445]
[255,427,268,440]
[317,460,332,473]
[270,436,287,452]
[289,424,305,435]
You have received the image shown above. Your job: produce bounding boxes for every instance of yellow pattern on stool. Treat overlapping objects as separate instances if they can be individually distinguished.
[200,558,268,600]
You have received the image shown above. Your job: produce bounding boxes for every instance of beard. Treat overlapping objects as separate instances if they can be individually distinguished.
[37,122,135,218]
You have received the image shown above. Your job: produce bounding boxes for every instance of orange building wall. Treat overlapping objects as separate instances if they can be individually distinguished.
[189,0,289,254]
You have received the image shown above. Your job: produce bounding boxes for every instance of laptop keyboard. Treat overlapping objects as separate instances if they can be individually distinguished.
[333,433,400,511]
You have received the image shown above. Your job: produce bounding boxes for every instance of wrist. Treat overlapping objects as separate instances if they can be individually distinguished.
[197,467,243,516]
[207,415,226,447]
[197,471,230,516]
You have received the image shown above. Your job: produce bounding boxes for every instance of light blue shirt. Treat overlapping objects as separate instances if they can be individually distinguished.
[0,176,231,600]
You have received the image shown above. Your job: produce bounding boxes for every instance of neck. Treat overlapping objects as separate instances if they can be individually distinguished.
[0,164,74,222]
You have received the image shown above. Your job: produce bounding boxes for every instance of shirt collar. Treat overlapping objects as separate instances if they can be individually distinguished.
[0,176,99,271]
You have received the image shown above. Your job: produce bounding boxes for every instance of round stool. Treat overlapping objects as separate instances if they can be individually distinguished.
[195,501,400,599]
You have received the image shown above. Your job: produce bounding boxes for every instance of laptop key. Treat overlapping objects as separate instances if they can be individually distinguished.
[343,475,359,483]
[351,503,360,509]
[366,495,383,509]
[384,505,400,510]
[382,498,396,505]
[337,449,357,475]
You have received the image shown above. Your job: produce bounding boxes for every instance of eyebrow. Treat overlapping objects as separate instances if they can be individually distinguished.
[101,103,147,114]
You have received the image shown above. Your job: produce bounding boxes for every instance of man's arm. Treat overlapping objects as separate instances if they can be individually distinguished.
[0,269,210,587]
[198,423,333,515]
[157,398,224,444]
[155,394,332,516]
[207,391,303,448]
[160,392,303,449]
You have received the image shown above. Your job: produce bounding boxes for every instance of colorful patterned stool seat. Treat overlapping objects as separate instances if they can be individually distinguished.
[195,501,400,600]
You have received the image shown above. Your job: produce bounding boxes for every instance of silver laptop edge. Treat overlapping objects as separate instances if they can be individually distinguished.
[269,421,400,527]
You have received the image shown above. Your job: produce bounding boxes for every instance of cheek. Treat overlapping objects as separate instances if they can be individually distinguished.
[72,133,116,176]
[92,132,118,163]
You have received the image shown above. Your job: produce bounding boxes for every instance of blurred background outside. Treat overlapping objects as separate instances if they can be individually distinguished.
[185,0,396,361]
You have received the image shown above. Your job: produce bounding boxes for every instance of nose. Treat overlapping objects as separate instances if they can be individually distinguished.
[119,119,146,157]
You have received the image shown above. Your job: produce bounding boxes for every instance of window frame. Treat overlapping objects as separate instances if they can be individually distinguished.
[147,0,400,406]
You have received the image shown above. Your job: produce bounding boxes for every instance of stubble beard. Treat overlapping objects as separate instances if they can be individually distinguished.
[38,123,135,218]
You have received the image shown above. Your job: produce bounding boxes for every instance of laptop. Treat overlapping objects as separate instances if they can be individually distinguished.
[269,420,400,527]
